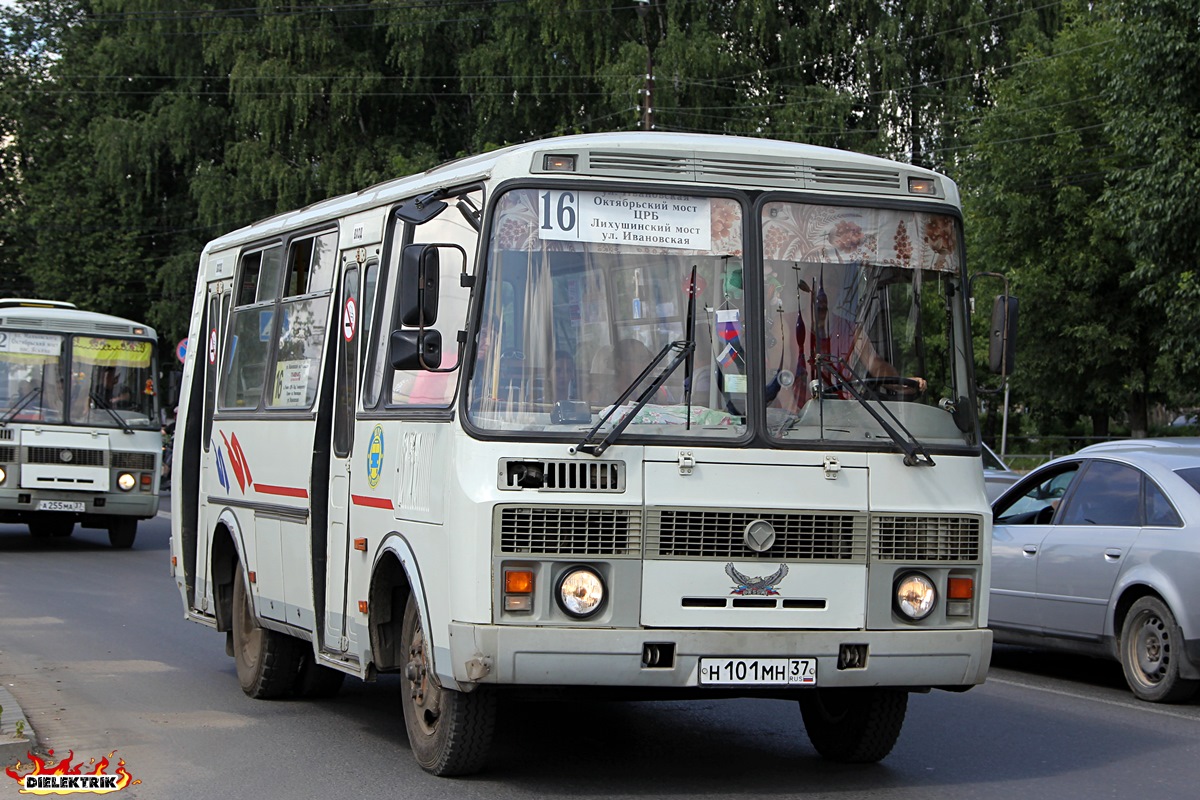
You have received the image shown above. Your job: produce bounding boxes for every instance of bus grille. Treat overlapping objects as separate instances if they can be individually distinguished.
[26,446,106,467]
[496,506,642,557]
[111,451,156,471]
[872,514,982,562]
[0,428,13,441]
[646,508,868,561]
[498,458,624,492]
[0,446,15,462]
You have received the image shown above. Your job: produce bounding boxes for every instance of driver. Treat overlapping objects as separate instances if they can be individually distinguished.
[809,284,926,400]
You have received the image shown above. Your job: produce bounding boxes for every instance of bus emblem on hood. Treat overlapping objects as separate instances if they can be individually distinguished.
[743,519,776,553]
[726,563,789,596]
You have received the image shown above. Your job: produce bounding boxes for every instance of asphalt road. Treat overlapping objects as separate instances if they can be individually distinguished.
[3,504,1200,799]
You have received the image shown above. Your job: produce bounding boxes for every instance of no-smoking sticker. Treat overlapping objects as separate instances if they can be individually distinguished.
[343,297,357,342]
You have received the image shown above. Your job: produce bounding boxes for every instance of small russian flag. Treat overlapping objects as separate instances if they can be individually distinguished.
[718,342,738,370]
[716,308,741,341]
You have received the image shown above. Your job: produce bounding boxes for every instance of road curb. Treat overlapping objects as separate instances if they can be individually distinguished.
[0,683,35,767]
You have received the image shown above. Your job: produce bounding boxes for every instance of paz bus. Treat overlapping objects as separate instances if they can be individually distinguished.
[171,132,1013,775]
[0,299,162,548]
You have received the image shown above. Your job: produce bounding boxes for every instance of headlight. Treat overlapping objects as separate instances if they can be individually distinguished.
[0,466,6,485]
[894,572,937,620]
[556,567,605,618]
[117,472,137,492]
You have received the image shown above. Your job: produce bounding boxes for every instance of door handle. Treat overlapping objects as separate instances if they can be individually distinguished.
[1104,548,1123,561]
[1022,545,1038,557]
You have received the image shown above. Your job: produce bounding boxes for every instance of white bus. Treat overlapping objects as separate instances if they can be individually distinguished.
[171,133,1011,775]
[0,299,162,548]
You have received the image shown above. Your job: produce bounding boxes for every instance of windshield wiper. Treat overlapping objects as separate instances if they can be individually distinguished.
[0,387,41,427]
[89,390,134,434]
[571,339,695,457]
[813,354,935,467]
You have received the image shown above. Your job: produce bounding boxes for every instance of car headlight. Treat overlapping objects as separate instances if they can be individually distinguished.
[894,572,937,620]
[556,567,605,618]
[117,472,137,492]
[0,466,6,485]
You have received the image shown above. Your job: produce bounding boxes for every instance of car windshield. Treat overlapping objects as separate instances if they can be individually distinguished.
[0,331,157,428]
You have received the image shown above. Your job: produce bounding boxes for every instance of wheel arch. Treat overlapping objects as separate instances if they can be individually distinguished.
[211,509,248,634]
[369,534,455,688]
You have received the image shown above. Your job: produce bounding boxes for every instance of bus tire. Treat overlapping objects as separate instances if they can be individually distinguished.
[798,688,907,763]
[294,650,346,699]
[108,519,137,549]
[400,594,495,776]
[231,561,303,699]
[30,518,74,538]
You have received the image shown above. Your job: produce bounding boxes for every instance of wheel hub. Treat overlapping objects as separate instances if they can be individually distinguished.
[1136,616,1167,681]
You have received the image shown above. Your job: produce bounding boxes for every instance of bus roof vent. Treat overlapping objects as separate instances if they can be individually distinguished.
[810,163,903,193]
[693,155,805,188]
[587,151,694,180]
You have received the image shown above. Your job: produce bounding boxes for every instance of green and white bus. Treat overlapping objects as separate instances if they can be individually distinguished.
[172,132,1013,775]
[0,299,162,548]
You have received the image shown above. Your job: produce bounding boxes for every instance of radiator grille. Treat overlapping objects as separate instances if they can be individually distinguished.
[873,514,982,562]
[26,446,106,466]
[111,451,156,471]
[646,508,868,561]
[496,506,642,557]
[0,446,15,462]
[499,459,624,492]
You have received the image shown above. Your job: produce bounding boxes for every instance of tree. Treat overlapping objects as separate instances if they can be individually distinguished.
[961,5,1164,437]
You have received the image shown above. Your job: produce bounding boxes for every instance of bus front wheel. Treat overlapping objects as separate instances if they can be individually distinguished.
[798,687,907,763]
[108,518,137,549]
[231,561,303,699]
[400,594,495,776]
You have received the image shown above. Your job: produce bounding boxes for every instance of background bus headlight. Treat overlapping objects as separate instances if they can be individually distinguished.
[556,567,605,618]
[0,466,5,485]
[116,472,137,492]
[894,573,936,620]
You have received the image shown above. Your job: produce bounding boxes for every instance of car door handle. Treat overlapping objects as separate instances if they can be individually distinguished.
[1104,548,1123,561]
[1022,545,1038,557]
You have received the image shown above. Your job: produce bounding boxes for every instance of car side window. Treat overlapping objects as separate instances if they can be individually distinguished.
[1060,460,1141,527]
[995,463,1081,525]
[1145,478,1183,527]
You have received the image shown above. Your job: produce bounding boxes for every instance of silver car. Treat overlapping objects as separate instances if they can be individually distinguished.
[989,438,1200,702]
[983,442,1021,502]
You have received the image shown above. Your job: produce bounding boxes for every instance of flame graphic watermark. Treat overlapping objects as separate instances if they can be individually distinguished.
[5,750,139,795]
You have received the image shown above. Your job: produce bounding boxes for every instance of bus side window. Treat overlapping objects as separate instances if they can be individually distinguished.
[267,231,337,409]
[222,245,283,409]
[388,190,480,408]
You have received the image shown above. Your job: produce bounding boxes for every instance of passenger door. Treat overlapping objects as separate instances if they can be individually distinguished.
[1035,459,1143,638]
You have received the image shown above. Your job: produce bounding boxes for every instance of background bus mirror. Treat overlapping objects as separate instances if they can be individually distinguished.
[390,329,442,370]
[400,243,440,327]
[989,295,1019,376]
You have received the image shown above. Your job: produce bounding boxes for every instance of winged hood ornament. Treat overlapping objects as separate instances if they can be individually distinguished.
[726,563,789,596]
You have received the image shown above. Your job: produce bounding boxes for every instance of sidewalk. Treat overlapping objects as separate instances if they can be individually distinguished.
[0,682,35,766]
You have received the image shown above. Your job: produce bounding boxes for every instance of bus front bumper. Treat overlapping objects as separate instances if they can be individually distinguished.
[445,623,992,691]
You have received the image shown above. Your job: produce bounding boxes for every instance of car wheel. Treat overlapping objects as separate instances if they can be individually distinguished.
[798,688,907,763]
[400,593,495,776]
[1120,596,1200,703]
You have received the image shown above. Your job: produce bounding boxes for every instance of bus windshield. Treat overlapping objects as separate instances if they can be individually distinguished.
[467,188,748,440]
[466,188,975,449]
[0,331,158,428]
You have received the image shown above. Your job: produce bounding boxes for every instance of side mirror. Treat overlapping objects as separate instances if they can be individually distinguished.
[399,244,440,327]
[989,295,1019,376]
[389,329,442,371]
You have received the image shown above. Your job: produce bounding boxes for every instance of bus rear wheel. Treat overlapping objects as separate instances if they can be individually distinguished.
[107,518,137,549]
[231,561,303,699]
[400,593,495,776]
[798,688,907,763]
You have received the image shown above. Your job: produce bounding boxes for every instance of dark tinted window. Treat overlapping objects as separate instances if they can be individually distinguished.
[1145,478,1183,527]
[1176,466,1200,496]
[1060,460,1141,526]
